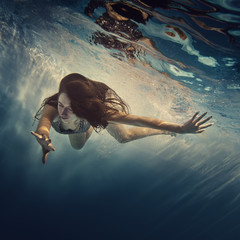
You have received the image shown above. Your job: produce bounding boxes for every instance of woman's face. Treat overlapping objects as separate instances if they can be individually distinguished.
[58,92,78,123]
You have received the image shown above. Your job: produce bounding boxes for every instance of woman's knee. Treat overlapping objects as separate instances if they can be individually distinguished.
[68,134,87,150]
[117,138,127,144]
[70,142,85,150]
[106,124,130,143]
[116,133,130,143]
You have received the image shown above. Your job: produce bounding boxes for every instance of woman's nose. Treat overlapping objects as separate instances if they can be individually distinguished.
[61,108,68,116]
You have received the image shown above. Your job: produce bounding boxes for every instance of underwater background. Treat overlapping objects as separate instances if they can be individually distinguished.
[0,0,240,239]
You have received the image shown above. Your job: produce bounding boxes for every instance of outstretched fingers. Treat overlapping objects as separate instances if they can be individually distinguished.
[191,112,199,121]
[199,123,213,130]
[41,144,55,164]
[31,131,55,150]
[31,131,43,140]
[48,143,55,151]
[196,129,205,133]
[193,112,207,124]
[198,116,212,126]
[42,150,50,164]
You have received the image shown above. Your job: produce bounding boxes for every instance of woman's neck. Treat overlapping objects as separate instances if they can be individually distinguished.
[60,117,81,131]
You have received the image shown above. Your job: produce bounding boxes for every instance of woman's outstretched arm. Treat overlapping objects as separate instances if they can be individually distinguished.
[31,104,58,164]
[106,122,175,143]
[108,111,213,134]
[35,104,58,136]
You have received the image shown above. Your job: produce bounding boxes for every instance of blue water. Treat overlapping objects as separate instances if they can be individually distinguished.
[0,0,240,239]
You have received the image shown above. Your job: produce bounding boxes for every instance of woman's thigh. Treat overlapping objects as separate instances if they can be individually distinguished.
[106,123,129,143]
[68,127,93,149]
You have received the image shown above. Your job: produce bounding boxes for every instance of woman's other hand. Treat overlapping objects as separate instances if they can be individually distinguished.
[31,131,55,164]
[181,112,213,134]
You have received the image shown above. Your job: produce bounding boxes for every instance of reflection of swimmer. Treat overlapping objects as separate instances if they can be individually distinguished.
[165,25,187,40]
[153,0,240,50]
[31,73,213,164]
[141,22,219,67]
[84,0,171,58]
[85,0,172,20]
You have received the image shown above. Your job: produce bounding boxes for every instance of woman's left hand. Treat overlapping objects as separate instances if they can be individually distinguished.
[31,131,55,164]
[181,112,213,134]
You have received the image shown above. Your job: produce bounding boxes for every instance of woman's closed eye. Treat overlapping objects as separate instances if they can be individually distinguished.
[58,103,73,112]
[67,108,73,113]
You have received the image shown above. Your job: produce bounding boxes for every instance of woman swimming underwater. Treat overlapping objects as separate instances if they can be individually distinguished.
[31,73,213,164]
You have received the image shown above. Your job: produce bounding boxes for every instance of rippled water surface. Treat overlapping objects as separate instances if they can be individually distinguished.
[0,0,240,239]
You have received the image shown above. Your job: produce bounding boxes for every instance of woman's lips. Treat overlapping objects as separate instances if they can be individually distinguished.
[60,116,68,120]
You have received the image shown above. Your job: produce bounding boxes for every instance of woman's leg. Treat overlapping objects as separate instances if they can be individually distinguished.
[106,123,175,143]
[68,127,93,149]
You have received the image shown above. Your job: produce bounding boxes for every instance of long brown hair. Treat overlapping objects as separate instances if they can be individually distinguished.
[34,73,129,131]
